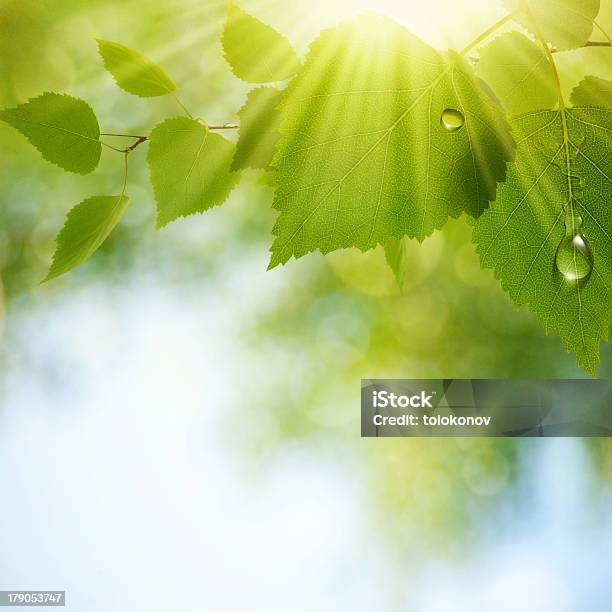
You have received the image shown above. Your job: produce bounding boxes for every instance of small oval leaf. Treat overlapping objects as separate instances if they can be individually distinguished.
[44,195,130,281]
[222,3,301,83]
[97,39,176,97]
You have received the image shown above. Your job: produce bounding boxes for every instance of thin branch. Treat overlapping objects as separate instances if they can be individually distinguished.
[550,40,612,53]
[549,40,612,53]
[125,136,148,152]
[101,134,148,154]
[460,13,515,56]
[100,123,239,154]
[584,40,612,48]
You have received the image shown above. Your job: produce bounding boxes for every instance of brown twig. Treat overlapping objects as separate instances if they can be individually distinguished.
[101,123,239,154]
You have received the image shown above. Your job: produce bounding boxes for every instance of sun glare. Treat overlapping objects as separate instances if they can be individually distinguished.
[244,0,509,52]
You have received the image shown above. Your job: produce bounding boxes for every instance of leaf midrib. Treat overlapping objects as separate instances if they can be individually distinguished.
[14,117,99,144]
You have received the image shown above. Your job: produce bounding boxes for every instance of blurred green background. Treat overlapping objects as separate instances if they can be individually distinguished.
[1,1,612,610]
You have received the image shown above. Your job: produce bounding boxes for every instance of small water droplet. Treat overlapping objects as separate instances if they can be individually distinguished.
[555,209,593,281]
[440,108,465,132]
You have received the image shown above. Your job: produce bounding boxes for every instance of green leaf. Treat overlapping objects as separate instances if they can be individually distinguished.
[269,16,514,269]
[232,86,283,171]
[222,3,301,83]
[147,117,241,228]
[504,0,600,51]
[473,108,612,375]
[97,39,176,97]
[475,32,557,114]
[571,75,612,107]
[384,238,410,292]
[44,195,129,281]
[0,92,101,174]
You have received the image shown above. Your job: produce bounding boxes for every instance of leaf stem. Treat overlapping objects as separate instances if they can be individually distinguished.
[173,94,194,119]
[120,151,129,198]
[460,13,515,56]
[594,20,612,46]
[101,132,148,139]
[100,122,239,154]
[209,123,240,130]
[550,40,612,53]
[100,141,126,153]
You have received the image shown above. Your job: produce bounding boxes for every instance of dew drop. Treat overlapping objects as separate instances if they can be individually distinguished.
[555,209,593,281]
[440,108,465,132]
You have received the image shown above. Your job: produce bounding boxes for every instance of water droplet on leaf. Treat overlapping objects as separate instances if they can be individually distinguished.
[555,209,593,281]
[440,108,465,132]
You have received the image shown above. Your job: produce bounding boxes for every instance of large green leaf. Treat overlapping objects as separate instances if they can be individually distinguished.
[0,93,101,174]
[476,32,557,115]
[504,0,600,51]
[147,117,240,227]
[97,39,176,97]
[222,3,301,83]
[269,16,514,269]
[232,86,283,171]
[571,76,612,107]
[473,107,612,374]
[44,195,129,281]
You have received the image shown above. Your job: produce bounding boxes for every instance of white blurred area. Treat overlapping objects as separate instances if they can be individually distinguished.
[0,255,387,610]
[411,440,612,611]
[1,250,612,610]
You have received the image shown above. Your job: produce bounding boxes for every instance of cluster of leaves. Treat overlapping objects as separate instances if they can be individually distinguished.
[0,1,611,374]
